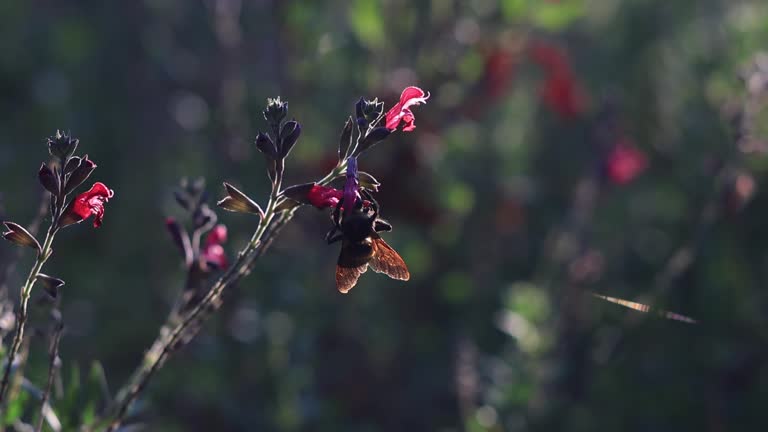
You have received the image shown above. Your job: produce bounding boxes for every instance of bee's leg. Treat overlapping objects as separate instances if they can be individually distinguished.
[331,198,343,226]
[325,226,343,244]
[374,218,392,232]
[361,189,379,214]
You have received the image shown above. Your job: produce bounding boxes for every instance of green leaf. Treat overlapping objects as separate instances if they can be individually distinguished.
[530,0,585,31]
[348,0,385,49]
[3,389,29,425]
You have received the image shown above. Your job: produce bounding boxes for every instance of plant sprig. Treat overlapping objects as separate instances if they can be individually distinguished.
[0,131,102,407]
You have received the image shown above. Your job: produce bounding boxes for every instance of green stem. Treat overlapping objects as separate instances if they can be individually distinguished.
[0,222,58,406]
[35,320,63,432]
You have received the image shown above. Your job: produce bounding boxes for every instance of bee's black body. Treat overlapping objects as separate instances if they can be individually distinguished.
[325,190,407,293]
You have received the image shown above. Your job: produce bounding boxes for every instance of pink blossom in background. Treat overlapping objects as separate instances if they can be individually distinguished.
[202,224,228,268]
[605,139,648,185]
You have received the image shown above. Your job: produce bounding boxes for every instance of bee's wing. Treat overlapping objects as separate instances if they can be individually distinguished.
[336,264,368,294]
[369,238,410,281]
[336,243,371,294]
[591,293,697,324]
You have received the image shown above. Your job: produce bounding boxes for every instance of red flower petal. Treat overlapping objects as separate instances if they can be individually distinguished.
[67,182,115,228]
[307,185,344,209]
[385,86,430,132]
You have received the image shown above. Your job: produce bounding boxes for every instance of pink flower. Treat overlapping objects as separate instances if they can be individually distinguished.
[201,224,228,269]
[60,182,115,228]
[605,140,648,185]
[385,86,430,132]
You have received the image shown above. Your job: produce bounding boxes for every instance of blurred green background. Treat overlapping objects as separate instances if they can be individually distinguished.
[3,0,768,430]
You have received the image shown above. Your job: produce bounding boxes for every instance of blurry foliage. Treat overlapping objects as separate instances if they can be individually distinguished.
[2,0,768,431]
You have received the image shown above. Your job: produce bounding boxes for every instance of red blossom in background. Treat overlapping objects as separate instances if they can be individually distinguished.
[385,86,430,132]
[61,182,115,227]
[483,48,517,100]
[529,41,588,119]
[605,139,648,185]
[540,73,587,119]
[202,224,228,268]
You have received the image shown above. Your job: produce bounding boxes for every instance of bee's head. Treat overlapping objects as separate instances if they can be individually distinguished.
[340,200,377,241]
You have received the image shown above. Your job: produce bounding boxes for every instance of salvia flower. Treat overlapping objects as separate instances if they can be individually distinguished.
[60,182,115,228]
[201,224,228,269]
[303,158,364,211]
[605,139,648,185]
[385,86,430,132]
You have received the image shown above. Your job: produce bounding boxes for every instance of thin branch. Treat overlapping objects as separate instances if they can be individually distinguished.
[35,320,63,432]
[0,221,59,404]
[0,193,50,340]
[102,163,345,431]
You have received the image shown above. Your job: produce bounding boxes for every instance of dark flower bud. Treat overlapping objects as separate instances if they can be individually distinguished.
[255,132,277,159]
[2,221,42,253]
[165,218,192,265]
[217,183,265,217]
[63,155,97,195]
[355,97,385,126]
[193,204,217,232]
[36,274,65,299]
[188,177,207,197]
[356,127,392,155]
[47,130,79,160]
[263,96,288,127]
[38,163,59,196]
[64,156,81,175]
[280,121,301,158]
[355,97,366,122]
[267,159,278,183]
[338,117,353,161]
[174,190,192,211]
